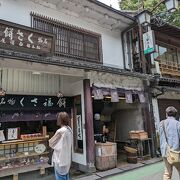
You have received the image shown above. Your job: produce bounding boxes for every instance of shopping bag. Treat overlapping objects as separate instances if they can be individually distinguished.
[167,145,180,165]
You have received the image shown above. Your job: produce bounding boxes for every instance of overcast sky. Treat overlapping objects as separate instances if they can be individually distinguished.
[98,0,120,10]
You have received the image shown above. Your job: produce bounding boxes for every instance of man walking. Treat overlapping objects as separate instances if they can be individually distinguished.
[159,106,180,180]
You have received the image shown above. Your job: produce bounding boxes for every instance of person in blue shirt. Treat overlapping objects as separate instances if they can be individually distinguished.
[159,106,180,180]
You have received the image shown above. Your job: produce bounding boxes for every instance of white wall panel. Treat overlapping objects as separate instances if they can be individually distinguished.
[2,68,61,95]
[152,98,160,133]
[70,80,87,166]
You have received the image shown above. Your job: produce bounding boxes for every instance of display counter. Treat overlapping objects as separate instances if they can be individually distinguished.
[0,135,50,179]
[95,142,117,171]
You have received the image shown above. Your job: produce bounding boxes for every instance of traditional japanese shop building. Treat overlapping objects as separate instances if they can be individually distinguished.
[0,0,155,178]
[122,14,180,151]
[150,24,180,135]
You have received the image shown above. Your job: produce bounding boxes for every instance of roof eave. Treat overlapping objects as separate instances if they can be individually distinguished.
[88,0,135,21]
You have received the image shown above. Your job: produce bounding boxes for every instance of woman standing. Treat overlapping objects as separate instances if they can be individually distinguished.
[49,112,72,180]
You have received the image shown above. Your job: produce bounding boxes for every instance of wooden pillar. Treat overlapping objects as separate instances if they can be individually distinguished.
[142,80,157,157]
[83,79,95,172]
[138,24,147,74]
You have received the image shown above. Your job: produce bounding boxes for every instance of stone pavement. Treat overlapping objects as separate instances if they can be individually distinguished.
[106,162,179,180]
[75,158,162,180]
[0,158,162,180]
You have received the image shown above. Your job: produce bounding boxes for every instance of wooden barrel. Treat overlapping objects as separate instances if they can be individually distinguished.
[126,152,138,164]
[95,142,117,171]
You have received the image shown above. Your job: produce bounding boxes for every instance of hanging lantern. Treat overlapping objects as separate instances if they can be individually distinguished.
[165,0,179,13]
[0,88,6,97]
[57,91,63,98]
[136,10,151,26]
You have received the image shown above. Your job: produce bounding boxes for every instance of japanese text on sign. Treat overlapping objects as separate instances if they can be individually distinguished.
[0,20,54,54]
[143,30,155,55]
[76,115,83,140]
[0,95,73,110]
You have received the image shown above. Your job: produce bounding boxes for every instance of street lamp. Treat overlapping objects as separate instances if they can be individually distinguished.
[57,91,63,98]
[165,0,179,12]
[137,0,179,26]
[135,10,151,26]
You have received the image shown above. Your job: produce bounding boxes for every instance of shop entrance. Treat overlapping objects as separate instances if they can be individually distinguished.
[0,63,85,178]
[93,98,144,167]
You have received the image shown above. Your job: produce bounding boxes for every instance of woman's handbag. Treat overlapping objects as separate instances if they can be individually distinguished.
[166,145,180,165]
[163,121,180,165]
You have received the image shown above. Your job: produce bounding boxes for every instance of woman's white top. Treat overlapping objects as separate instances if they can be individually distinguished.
[49,126,72,175]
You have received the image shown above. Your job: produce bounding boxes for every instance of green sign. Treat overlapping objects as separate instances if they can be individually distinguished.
[144,47,154,54]
[143,30,155,55]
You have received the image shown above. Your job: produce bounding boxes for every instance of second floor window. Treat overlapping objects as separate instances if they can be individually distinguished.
[31,13,101,62]
[151,42,180,66]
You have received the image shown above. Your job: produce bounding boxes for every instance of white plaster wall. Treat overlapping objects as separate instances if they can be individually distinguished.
[157,91,180,100]
[1,68,61,95]
[0,0,124,68]
[114,106,143,142]
[0,61,84,96]
[87,71,144,90]
[152,98,160,133]
[70,80,87,166]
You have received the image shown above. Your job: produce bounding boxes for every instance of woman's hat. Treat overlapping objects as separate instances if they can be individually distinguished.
[166,106,177,113]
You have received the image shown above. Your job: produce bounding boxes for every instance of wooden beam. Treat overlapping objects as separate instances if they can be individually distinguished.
[83,79,95,172]
[138,24,147,73]
[155,31,180,49]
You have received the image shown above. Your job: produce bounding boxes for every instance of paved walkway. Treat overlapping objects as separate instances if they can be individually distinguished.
[107,162,179,180]
[76,158,163,180]
[1,158,164,180]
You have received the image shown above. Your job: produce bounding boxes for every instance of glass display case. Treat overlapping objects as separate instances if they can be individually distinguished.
[0,131,50,178]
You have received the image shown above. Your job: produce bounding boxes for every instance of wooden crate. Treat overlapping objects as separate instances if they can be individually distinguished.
[129,131,148,140]
[95,142,117,171]
[159,62,180,78]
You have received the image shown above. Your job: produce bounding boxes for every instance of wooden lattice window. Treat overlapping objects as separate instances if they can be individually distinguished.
[31,13,102,62]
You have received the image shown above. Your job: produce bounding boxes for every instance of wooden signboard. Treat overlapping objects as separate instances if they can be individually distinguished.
[0,19,54,55]
[0,94,73,110]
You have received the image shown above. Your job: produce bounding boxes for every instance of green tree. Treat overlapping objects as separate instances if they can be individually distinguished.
[119,0,180,27]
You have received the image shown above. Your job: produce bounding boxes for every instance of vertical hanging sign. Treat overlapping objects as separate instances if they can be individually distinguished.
[76,115,83,140]
[143,30,155,55]
[93,88,104,100]
[111,89,119,102]
[138,92,146,103]
[125,91,133,103]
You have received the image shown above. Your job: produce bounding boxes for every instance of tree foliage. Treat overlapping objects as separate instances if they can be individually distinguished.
[119,0,180,27]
